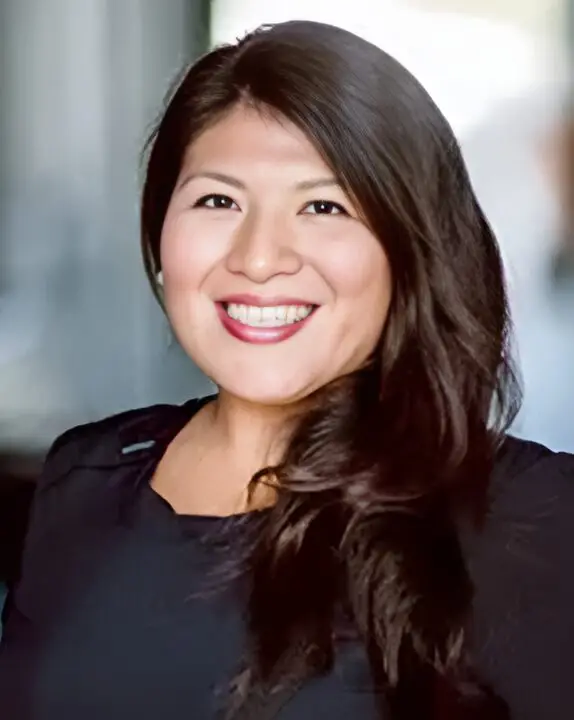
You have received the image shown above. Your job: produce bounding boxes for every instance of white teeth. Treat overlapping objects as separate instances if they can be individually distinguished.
[246,306,261,325]
[261,307,275,323]
[225,303,314,327]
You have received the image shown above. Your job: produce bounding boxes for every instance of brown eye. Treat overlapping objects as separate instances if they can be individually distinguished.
[194,194,239,210]
[303,200,347,215]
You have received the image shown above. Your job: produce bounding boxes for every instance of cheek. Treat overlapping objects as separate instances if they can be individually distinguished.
[159,213,227,287]
[318,236,392,362]
[323,237,391,314]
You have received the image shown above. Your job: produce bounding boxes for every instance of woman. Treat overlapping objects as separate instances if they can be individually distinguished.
[0,20,572,720]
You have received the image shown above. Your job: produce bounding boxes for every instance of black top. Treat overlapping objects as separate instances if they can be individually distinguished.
[0,397,573,720]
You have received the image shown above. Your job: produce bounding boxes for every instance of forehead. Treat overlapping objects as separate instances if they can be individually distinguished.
[181,104,330,173]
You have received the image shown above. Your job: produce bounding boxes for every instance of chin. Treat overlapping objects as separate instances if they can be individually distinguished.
[216,373,319,408]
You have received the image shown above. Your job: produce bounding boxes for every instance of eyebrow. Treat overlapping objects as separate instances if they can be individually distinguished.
[176,171,340,192]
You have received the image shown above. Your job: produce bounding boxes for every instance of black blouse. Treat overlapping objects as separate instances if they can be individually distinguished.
[0,397,573,719]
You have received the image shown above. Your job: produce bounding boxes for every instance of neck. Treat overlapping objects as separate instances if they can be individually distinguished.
[155,391,304,516]
[206,390,300,471]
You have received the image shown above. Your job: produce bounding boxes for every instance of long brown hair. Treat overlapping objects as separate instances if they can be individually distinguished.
[141,20,520,719]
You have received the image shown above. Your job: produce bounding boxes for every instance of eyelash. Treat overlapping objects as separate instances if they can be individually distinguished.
[304,200,347,216]
[192,194,348,216]
[193,194,238,210]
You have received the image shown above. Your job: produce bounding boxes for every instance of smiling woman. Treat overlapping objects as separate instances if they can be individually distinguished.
[0,19,573,720]
[157,104,390,404]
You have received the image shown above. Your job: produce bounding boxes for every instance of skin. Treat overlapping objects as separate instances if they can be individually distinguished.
[152,104,392,515]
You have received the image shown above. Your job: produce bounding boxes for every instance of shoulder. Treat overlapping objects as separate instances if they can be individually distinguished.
[483,435,574,566]
[0,400,199,617]
[494,433,574,478]
[490,434,574,526]
[21,398,206,540]
[38,398,204,489]
[40,406,154,478]
[471,438,574,713]
[8,398,206,577]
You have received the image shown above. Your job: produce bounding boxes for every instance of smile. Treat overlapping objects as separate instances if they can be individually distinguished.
[216,298,318,344]
[224,303,314,327]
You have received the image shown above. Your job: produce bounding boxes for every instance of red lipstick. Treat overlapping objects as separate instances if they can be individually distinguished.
[215,296,317,345]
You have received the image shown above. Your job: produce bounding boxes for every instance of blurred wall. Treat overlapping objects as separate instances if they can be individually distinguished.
[0,0,213,452]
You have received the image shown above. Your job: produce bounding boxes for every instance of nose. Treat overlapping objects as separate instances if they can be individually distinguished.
[225,209,303,282]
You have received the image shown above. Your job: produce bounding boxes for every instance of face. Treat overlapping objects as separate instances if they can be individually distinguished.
[160,104,392,406]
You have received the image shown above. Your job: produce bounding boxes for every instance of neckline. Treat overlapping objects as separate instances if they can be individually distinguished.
[123,395,271,538]
[140,479,269,533]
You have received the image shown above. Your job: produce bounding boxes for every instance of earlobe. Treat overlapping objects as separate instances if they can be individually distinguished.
[156,270,164,286]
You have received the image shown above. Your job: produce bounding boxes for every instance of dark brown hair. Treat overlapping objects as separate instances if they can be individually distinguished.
[141,20,520,719]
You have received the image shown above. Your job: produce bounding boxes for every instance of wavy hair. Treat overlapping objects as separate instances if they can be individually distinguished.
[141,20,521,719]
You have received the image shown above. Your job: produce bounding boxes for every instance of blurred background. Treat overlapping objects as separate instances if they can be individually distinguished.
[0,1,572,578]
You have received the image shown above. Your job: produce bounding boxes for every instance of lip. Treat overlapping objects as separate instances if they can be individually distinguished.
[215,301,317,345]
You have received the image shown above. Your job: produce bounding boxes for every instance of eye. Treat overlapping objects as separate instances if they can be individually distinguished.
[302,200,347,216]
[193,194,239,210]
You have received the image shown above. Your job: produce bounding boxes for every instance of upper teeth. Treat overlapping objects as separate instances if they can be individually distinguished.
[225,304,314,327]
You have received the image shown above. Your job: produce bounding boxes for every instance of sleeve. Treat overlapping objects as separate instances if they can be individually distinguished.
[0,425,88,626]
[473,440,574,719]
[0,402,163,630]
[19,426,88,545]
